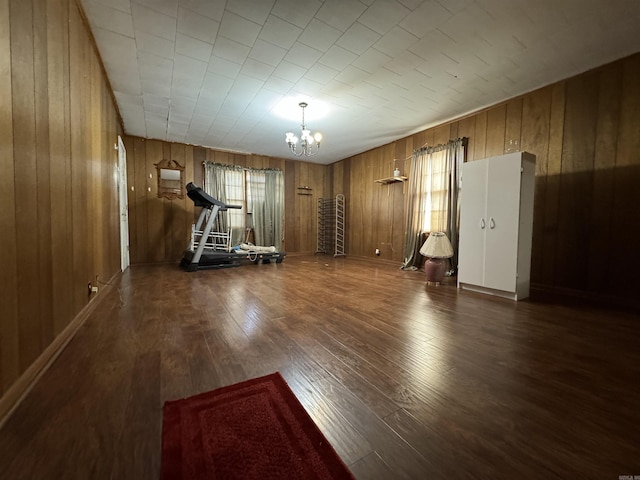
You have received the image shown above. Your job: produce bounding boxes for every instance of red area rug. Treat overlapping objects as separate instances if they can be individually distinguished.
[161,372,355,479]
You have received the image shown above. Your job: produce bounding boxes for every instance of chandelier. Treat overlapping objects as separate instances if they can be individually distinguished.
[285,102,322,157]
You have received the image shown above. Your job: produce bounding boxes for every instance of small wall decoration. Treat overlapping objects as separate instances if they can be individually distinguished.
[155,159,185,200]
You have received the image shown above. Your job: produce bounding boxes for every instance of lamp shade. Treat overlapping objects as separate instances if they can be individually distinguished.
[419,232,453,258]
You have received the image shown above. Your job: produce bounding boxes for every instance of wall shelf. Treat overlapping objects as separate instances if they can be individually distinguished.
[375,176,407,185]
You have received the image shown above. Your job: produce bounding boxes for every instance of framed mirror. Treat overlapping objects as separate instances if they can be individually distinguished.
[155,159,185,200]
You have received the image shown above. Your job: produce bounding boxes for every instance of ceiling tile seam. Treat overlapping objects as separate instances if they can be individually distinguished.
[141,6,178,141]
[131,0,178,20]
[270,7,323,33]
[267,12,311,39]
[295,17,343,53]
[178,3,223,22]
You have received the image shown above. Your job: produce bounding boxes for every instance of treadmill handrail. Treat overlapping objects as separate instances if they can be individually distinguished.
[186,182,242,210]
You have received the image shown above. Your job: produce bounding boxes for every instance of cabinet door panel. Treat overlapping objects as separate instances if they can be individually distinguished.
[483,154,521,291]
[458,160,487,286]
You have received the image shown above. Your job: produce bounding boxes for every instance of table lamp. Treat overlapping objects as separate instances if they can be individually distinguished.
[419,232,454,285]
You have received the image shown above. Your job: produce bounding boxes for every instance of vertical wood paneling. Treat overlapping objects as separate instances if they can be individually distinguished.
[521,87,552,284]
[170,143,187,259]
[133,137,148,263]
[312,162,327,252]
[72,2,91,312]
[556,73,598,289]
[284,159,297,252]
[504,98,523,153]
[161,142,173,260]
[485,104,506,158]
[391,141,407,262]
[331,161,344,198]
[0,0,19,392]
[366,151,377,257]
[146,140,165,263]
[342,158,351,254]
[611,56,640,297]
[1,0,123,409]
[449,121,459,140]
[539,82,566,285]
[349,155,366,256]
[457,116,476,161]
[419,129,435,151]
[322,159,331,206]
[474,111,488,161]
[372,148,386,257]
[193,147,205,187]
[433,124,450,146]
[33,0,53,347]
[587,63,622,291]
[294,161,306,250]
[125,135,138,265]
[183,145,195,247]
[89,50,101,286]
[48,0,72,337]
[11,0,41,370]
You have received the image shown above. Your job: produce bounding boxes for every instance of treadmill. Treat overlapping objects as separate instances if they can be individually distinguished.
[180,182,286,271]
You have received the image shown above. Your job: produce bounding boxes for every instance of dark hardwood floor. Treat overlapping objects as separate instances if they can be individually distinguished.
[0,255,638,479]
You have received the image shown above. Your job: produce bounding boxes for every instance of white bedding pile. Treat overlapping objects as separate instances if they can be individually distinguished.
[238,243,277,253]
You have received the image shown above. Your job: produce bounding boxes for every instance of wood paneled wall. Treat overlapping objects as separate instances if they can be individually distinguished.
[332,53,640,309]
[0,0,122,412]
[122,138,196,265]
[124,139,328,263]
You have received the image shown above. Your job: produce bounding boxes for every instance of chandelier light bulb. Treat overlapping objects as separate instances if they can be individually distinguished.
[285,132,298,144]
[285,102,323,157]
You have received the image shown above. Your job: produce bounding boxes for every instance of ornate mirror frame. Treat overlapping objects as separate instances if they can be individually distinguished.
[154,159,185,200]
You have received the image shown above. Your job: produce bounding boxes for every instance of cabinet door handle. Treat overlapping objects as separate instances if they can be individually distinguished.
[480,218,485,229]
[489,217,495,229]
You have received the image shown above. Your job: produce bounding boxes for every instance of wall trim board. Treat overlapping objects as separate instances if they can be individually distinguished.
[0,269,123,428]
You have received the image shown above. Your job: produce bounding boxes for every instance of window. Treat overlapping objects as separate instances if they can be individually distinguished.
[420,149,448,233]
[221,168,245,245]
[402,137,465,270]
[203,162,284,249]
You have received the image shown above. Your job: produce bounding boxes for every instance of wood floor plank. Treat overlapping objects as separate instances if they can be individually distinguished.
[0,255,639,479]
[283,373,373,467]
[348,452,396,480]
[273,314,402,418]
[311,374,445,480]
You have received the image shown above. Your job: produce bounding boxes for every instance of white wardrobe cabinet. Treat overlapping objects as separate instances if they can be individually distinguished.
[457,152,536,300]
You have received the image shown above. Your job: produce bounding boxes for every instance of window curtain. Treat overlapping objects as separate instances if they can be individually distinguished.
[203,162,284,249]
[401,138,466,271]
[203,163,245,245]
[247,168,284,250]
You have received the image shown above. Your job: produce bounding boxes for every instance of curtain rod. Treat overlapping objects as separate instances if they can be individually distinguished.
[412,137,468,157]
[202,161,282,172]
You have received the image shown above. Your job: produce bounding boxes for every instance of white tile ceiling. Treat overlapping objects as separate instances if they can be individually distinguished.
[81,0,640,164]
